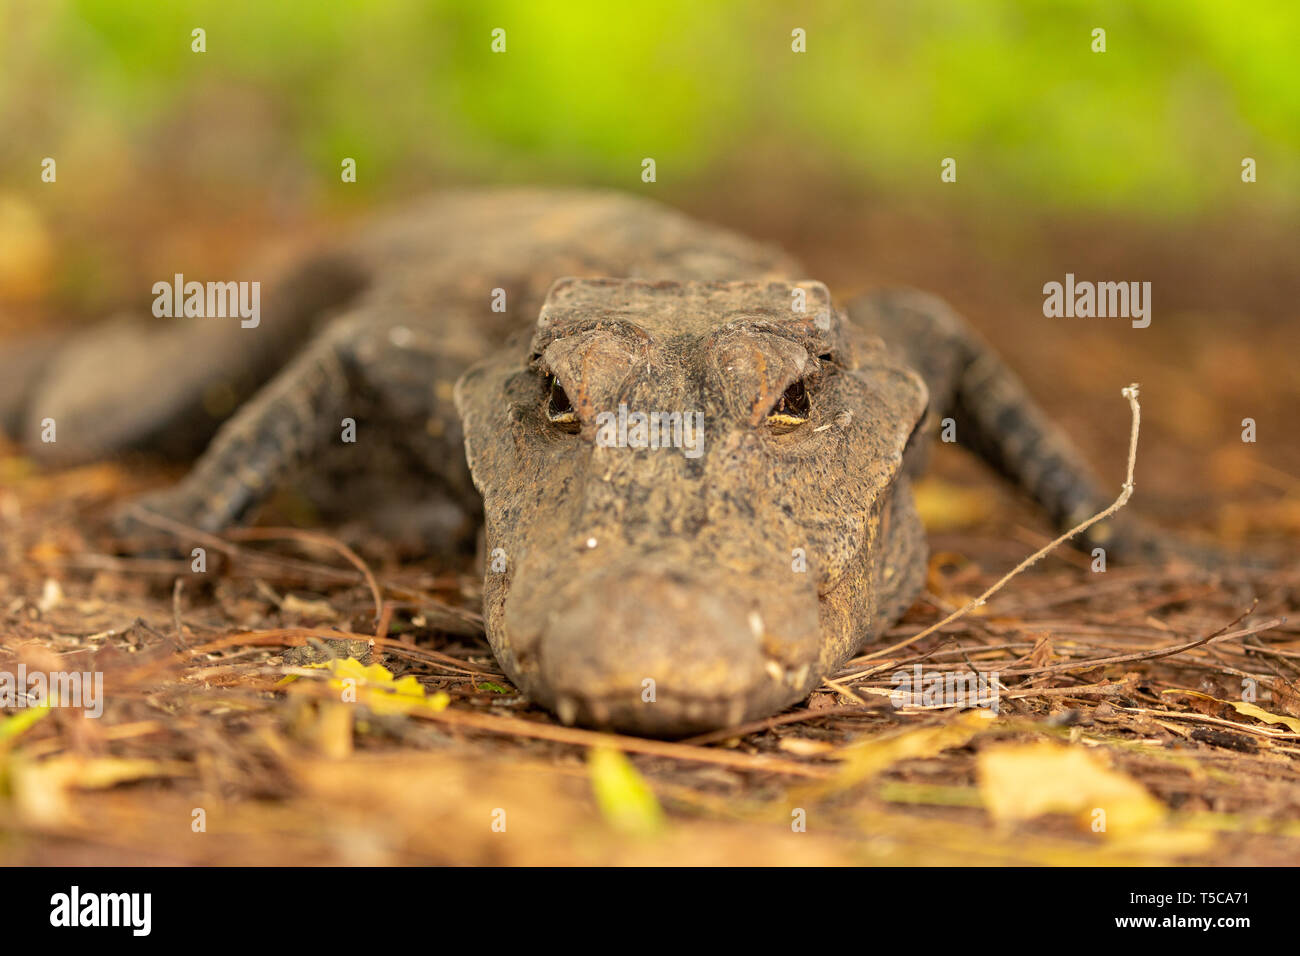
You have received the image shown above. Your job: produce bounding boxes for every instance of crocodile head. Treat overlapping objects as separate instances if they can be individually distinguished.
[455,278,928,736]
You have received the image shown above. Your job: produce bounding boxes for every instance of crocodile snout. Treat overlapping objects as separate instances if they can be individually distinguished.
[524,568,822,736]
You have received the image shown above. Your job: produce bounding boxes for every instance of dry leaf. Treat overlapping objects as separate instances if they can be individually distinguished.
[1164,689,1300,734]
[10,756,186,827]
[1026,635,1054,669]
[827,709,995,789]
[977,741,1163,836]
[1268,680,1300,721]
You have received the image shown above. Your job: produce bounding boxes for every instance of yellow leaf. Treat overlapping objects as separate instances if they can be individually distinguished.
[1164,689,1300,734]
[11,756,186,827]
[977,742,1164,836]
[0,704,50,743]
[589,746,664,836]
[829,709,995,790]
[1224,700,1300,733]
[913,478,995,532]
[291,656,447,716]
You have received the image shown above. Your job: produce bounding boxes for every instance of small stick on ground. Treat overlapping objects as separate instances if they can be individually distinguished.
[859,383,1144,663]
[171,577,189,649]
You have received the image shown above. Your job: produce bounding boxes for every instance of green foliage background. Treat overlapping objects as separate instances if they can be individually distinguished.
[2,0,1297,218]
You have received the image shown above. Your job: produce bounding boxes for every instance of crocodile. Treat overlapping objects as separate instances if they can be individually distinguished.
[2,188,1167,735]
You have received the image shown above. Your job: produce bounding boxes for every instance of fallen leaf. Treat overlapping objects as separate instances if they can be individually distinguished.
[10,755,187,827]
[913,478,995,531]
[1164,689,1300,734]
[977,741,1164,836]
[1025,634,1054,669]
[291,657,450,716]
[0,705,50,743]
[823,709,996,791]
[588,746,664,836]
[1268,680,1300,721]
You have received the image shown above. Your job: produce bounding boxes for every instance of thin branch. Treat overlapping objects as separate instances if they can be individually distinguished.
[860,383,1144,663]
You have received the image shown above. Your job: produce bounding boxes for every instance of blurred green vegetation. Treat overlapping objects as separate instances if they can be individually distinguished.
[1,0,1297,218]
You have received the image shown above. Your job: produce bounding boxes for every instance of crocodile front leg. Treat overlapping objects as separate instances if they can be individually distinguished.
[114,311,480,543]
[12,254,367,466]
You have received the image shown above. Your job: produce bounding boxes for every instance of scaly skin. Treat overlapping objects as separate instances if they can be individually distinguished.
[455,278,928,733]
[2,188,1162,736]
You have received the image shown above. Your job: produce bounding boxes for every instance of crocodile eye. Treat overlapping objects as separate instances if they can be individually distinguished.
[766,379,810,431]
[546,375,580,430]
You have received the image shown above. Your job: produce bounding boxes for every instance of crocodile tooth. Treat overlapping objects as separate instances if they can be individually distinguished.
[764,660,783,682]
[787,664,810,688]
[726,699,745,726]
[747,611,765,639]
[555,695,578,726]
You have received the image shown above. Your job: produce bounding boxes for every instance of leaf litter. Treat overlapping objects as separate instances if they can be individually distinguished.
[1,416,1298,864]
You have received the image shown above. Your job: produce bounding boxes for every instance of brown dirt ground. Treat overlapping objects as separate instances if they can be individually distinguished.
[1,187,1298,865]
